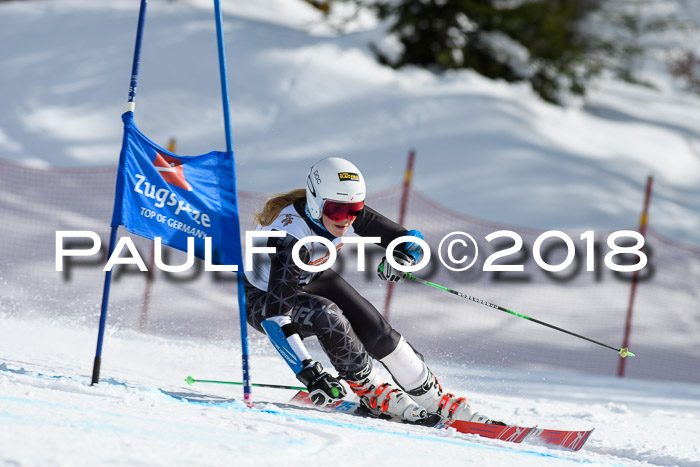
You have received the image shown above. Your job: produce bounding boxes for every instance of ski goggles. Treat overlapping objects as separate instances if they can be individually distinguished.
[322,200,364,222]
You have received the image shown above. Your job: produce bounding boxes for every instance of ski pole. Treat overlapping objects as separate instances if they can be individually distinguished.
[185,376,305,390]
[407,274,635,358]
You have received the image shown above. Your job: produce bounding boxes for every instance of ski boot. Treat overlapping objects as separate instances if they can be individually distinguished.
[342,360,427,422]
[407,368,504,425]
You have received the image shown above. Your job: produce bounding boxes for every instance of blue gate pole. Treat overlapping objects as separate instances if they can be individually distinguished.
[127,0,148,113]
[91,225,119,385]
[213,0,252,406]
[91,0,149,386]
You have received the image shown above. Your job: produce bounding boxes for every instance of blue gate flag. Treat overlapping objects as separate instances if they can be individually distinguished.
[111,111,242,267]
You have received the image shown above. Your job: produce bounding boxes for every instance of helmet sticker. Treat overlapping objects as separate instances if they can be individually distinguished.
[338,172,359,182]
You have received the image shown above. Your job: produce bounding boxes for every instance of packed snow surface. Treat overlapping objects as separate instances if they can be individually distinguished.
[2,315,700,467]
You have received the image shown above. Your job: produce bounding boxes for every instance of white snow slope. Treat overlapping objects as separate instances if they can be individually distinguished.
[1,1,700,466]
[1,0,700,244]
[2,315,700,467]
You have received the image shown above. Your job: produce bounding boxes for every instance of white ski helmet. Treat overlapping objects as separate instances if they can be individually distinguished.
[306,157,366,220]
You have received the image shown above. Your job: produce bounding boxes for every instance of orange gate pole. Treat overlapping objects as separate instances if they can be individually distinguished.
[383,150,415,321]
[618,175,653,377]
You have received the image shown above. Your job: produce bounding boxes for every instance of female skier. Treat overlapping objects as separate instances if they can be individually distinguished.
[244,157,494,423]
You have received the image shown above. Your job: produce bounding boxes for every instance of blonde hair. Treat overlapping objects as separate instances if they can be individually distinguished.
[254,188,307,226]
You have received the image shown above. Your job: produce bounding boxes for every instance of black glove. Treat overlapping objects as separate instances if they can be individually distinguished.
[377,250,415,283]
[296,361,347,407]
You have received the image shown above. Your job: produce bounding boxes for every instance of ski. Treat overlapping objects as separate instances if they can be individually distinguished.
[161,388,593,451]
[290,391,593,451]
[440,418,594,451]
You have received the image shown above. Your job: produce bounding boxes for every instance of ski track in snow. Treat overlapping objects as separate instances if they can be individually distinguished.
[1,317,700,467]
[0,362,600,467]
